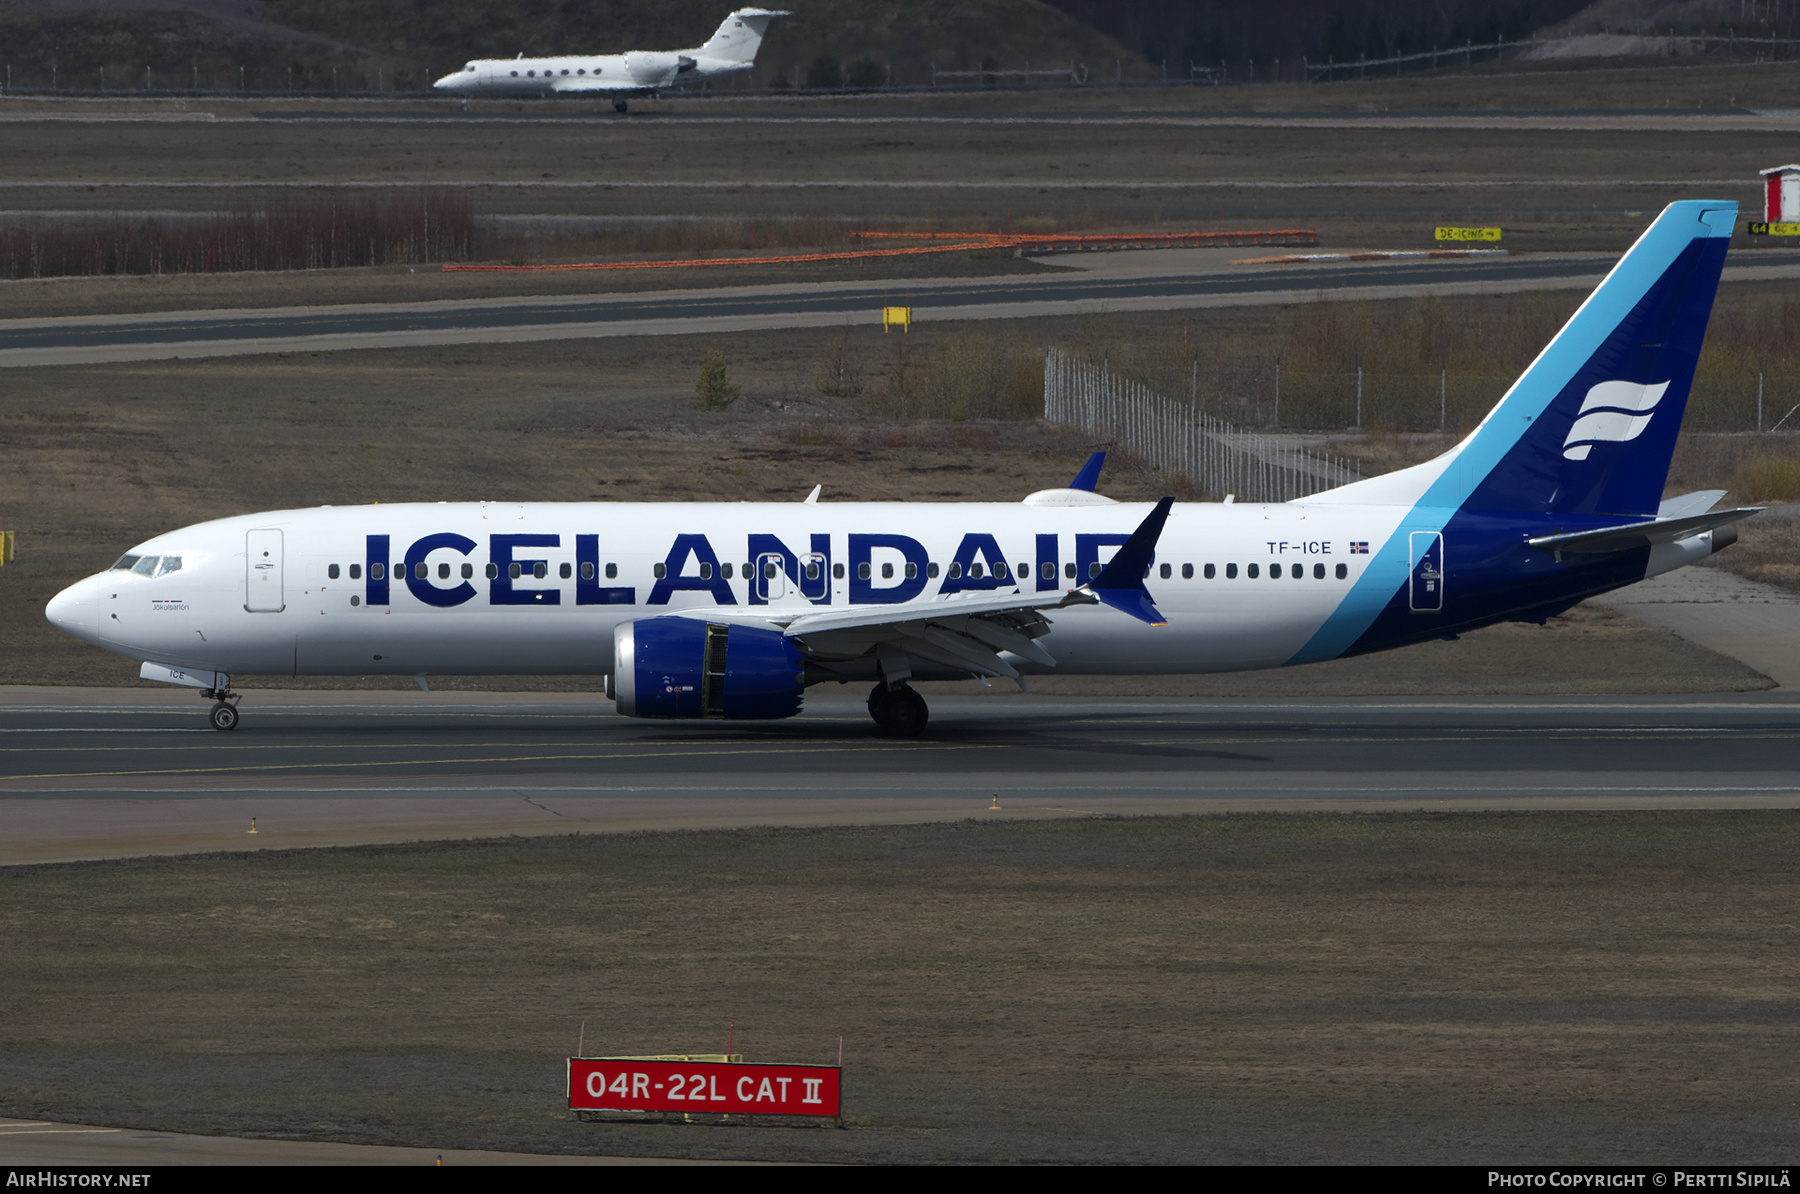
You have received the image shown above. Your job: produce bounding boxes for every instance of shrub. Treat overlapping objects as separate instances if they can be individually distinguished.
[843,57,884,89]
[803,56,841,89]
[693,350,741,411]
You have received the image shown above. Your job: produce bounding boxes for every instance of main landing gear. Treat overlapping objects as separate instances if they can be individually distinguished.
[868,683,928,737]
[613,98,629,113]
[201,685,241,732]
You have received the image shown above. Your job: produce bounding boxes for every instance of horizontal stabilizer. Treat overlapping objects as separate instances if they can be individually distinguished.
[1657,489,1728,519]
[1526,507,1761,554]
[1070,451,1105,492]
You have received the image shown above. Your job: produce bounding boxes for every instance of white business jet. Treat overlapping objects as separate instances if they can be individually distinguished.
[46,203,1758,736]
[432,8,788,112]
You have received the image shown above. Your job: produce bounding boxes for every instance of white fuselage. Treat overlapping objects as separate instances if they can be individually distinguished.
[433,52,736,97]
[47,500,1420,681]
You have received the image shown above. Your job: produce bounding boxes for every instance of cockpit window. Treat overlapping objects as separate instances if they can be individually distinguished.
[131,556,160,576]
[155,556,182,577]
[111,554,141,571]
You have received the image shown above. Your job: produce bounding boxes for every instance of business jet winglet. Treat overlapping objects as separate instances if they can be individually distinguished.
[434,8,789,112]
[49,202,1754,737]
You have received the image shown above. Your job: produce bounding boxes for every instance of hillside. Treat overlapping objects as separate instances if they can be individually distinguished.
[0,0,1150,94]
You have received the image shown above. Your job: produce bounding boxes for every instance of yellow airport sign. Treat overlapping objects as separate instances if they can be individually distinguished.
[1435,227,1502,242]
[1747,222,1800,236]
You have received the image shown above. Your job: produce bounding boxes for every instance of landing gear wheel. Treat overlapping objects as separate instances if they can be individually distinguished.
[868,684,928,737]
[613,98,628,113]
[208,702,239,732]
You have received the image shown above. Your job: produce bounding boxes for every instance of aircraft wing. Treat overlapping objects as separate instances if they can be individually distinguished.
[645,497,1175,685]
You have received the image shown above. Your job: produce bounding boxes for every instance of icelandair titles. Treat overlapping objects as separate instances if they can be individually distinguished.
[351,530,1359,608]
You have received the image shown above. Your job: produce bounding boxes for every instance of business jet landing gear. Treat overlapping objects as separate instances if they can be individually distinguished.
[868,683,928,737]
[613,98,628,113]
[201,686,241,732]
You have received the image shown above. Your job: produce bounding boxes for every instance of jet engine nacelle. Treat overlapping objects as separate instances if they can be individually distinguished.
[624,51,682,85]
[613,618,804,719]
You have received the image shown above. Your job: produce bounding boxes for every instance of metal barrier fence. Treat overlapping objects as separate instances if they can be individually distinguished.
[1044,349,1360,503]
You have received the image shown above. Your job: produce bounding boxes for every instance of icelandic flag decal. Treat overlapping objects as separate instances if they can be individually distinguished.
[1350,541,1370,554]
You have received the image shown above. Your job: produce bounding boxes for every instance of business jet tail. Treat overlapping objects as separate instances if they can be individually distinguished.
[699,8,790,66]
[1311,200,1736,519]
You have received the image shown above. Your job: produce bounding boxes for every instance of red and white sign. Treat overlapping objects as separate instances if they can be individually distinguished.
[568,1059,841,1117]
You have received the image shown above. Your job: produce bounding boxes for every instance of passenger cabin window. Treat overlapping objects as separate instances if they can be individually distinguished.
[1041,562,1055,580]
[485,563,498,579]
[509,563,522,579]
[1336,563,1348,579]
[1203,563,1215,579]
[881,562,893,579]
[1182,563,1193,579]
[653,563,667,579]
[806,562,820,580]
[948,563,962,580]
[581,562,595,580]
[699,563,713,580]
[722,563,734,579]
[560,562,572,579]
[350,564,362,580]
[533,563,547,579]
[1247,563,1260,578]
[905,563,918,579]
[858,563,871,580]
[1065,562,1076,579]
[328,564,340,579]
[462,563,473,579]
[927,562,939,578]
[834,563,846,579]
[605,563,617,579]
[372,563,385,580]
[415,562,428,579]
[1088,562,1101,579]
[1314,563,1325,579]
[1159,563,1172,580]
[1225,563,1237,579]
[438,563,451,580]
[971,563,984,579]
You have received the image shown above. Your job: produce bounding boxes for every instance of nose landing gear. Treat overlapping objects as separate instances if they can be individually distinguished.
[201,685,241,732]
[612,98,628,113]
[868,683,928,737]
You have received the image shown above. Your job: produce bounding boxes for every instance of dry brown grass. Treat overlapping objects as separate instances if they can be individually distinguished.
[2,812,1797,1162]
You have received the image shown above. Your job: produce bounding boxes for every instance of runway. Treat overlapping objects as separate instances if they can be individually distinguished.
[3,687,1798,865]
[0,253,1631,367]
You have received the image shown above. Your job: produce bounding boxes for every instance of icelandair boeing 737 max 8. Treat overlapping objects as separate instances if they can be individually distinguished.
[46,202,1759,735]
[432,8,787,111]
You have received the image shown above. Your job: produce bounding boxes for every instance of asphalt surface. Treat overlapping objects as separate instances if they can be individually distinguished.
[4,688,1799,865]
[0,254,1617,366]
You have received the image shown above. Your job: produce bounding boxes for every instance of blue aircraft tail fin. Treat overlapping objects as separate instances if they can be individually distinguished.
[1313,201,1735,519]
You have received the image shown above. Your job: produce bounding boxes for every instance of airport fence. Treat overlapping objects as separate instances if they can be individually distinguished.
[1043,348,1362,503]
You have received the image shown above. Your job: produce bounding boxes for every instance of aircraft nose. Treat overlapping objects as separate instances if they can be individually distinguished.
[45,579,97,637]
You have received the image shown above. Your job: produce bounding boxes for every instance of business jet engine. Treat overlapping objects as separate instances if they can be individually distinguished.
[612,618,804,719]
[624,51,691,85]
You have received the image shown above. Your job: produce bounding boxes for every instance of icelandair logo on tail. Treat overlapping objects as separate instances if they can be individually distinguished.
[1561,380,1670,460]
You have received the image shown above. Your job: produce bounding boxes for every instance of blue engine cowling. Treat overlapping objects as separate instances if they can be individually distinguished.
[613,618,804,720]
